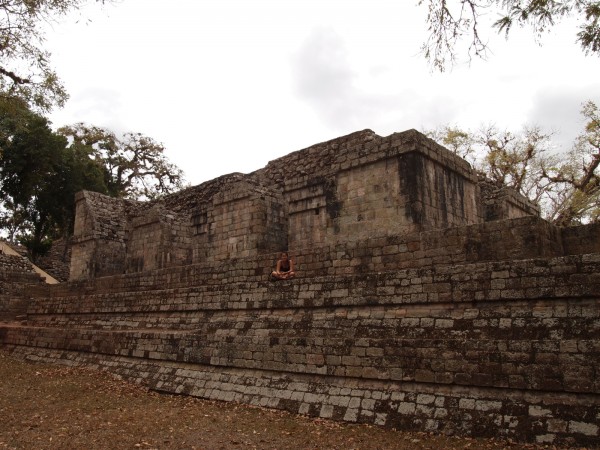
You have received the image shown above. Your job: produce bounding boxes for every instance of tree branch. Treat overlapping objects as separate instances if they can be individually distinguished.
[0,65,30,85]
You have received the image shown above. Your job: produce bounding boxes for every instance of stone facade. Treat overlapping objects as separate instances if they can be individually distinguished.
[69,174,288,280]
[1,129,599,446]
[69,129,537,281]
[0,252,44,321]
[35,238,71,282]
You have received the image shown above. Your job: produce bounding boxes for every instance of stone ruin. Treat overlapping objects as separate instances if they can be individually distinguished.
[0,249,45,321]
[1,129,599,446]
[67,129,540,280]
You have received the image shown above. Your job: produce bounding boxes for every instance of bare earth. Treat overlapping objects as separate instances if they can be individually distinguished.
[0,351,580,450]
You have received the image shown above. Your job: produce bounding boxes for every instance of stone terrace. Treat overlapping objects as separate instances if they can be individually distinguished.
[1,129,599,447]
[3,221,600,446]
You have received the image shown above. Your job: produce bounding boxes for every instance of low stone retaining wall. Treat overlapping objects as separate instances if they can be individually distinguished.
[0,253,43,321]
[2,248,599,446]
[6,346,600,446]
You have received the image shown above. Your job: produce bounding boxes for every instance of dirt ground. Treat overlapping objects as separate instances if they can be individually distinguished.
[0,350,582,450]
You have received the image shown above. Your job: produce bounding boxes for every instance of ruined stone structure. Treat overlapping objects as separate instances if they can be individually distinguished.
[67,130,538,281]
[1,129,599,446]
[34,238,71,282]
[0,251,44,321]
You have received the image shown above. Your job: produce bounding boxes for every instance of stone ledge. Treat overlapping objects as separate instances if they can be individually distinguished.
[4,346,599,447]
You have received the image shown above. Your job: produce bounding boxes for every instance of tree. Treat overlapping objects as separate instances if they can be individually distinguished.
[541,100,600,225]
[0,198,27,242]
[0,102,106,258]
[58,124,187,200]
[50,140,108,235]
[419,0,600,71]
[479,125,557,205]
[425,125,478,164]
[0,0,109,112]
[424,103,600,225]
[426,124,555,196]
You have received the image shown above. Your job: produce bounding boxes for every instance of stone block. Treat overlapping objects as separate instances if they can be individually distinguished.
[398,402,416,415]
[417,394,436,405]
[320,404,334,418]
[569,421,599,436]
[343,408,359,422]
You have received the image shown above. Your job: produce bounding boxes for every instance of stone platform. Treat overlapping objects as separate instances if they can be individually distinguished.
[1,129,599,446]
[2,219,600,446]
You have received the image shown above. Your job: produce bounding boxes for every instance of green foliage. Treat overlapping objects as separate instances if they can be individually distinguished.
[0,0,109,112]
[0,198,28,242]
[419,0,600,70]
[0,100,187,258]
[17,234,53,259]
[578,2,600,54]
[0,101,107,258]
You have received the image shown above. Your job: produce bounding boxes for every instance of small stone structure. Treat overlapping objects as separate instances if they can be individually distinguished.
[1,129,599,446]
[0,250,45,321]
[34,238,71,282]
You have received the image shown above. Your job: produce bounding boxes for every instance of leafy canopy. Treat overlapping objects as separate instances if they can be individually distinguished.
[541,100,600,225]
[0,102,187,258]
[0,99,107,256]
[0,0,109,111]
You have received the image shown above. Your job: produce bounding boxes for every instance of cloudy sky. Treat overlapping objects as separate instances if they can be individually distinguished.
[46,0,600,186]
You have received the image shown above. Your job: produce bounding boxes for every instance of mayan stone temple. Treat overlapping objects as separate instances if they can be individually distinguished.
[1,129,599,446]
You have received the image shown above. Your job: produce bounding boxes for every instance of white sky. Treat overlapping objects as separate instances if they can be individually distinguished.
[46,0,600,186]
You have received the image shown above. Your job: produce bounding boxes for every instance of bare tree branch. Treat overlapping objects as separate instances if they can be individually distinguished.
[420,0,600,71]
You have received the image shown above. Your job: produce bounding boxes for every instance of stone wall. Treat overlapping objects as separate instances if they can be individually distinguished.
[0,253,43,321]
[68,129,536,281]
[562,222,600,255]
[69,191,131,280]
[257,129,486,249]
[70,174,289,280]
[185,177,287,262]
[3,128,599,446]
[2,217,600,446]
[125,202,192,273]
[35,238,71,282]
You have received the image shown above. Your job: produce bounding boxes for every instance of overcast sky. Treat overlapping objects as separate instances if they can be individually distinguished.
[46,0,600,186]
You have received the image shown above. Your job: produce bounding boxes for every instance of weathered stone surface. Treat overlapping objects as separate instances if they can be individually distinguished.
[1,129,599,447]
[0,252,44,320]
[69,129,540,281]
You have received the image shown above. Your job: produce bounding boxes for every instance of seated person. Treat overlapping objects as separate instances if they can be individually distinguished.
[271,252,295,280]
